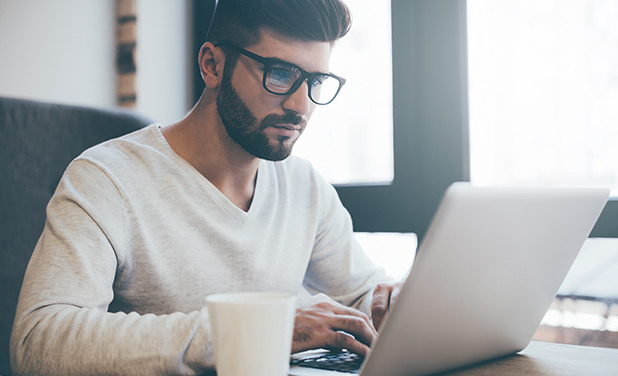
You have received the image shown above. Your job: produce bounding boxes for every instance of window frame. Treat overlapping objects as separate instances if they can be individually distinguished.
[335,0,470,240]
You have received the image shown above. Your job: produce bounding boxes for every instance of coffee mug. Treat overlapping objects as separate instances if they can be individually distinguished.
[206,292,296,376]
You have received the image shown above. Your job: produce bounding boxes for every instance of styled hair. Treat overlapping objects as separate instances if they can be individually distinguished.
[206,0,352,48]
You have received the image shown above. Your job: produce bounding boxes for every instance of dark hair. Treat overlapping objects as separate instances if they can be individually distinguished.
[206,0,352,48]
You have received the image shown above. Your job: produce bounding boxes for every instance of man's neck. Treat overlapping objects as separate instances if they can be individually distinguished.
[161,101,260,212]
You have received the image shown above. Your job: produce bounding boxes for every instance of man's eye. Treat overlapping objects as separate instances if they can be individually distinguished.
[268,66,299,87]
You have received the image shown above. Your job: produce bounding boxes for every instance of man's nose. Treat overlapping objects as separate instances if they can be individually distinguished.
[282,79,313,116]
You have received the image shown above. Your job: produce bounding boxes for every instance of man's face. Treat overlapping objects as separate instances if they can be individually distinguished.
[216,30,332,161]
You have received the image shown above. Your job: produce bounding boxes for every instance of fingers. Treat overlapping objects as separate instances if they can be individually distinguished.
[371,284,391,331]
[331,314,377,348]
[326,330,371,356]
[292,294,377,356]
[371,282,404,331]
[329,304,377,339]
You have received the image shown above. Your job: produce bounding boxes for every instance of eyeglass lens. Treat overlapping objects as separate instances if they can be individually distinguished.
[265,66,341,105]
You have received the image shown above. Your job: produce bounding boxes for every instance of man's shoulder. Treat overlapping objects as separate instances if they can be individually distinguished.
[65,124,171,185]
[78,124,161,164]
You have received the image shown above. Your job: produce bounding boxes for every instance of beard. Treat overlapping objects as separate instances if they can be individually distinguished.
[216,65,306,161]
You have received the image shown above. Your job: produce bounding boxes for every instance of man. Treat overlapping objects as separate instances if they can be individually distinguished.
[10,0,400,375]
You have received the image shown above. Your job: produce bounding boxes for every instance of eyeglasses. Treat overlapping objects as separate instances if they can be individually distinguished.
[215,42,346,105]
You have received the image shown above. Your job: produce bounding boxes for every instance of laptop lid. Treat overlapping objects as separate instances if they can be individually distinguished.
[360,183,609,375]
[290,183,609,376]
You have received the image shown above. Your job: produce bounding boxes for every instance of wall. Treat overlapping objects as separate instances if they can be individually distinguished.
[0,0,117,108]
[0,0,193,124]
[137,0,193,124]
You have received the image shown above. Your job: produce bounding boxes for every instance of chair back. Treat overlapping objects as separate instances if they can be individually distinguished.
[0,97,152,375]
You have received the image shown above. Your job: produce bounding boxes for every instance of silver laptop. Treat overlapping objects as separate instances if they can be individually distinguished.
[290,183,609,376]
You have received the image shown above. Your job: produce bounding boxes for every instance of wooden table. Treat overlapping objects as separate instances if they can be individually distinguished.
[440,341,618,376]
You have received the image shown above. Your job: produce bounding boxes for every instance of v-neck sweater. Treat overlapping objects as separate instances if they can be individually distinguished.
[10,124,387,376]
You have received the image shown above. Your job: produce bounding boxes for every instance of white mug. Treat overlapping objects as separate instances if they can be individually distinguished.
[206,292,296,376]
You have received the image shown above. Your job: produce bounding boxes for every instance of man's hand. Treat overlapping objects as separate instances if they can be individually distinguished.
[292,293,377,356]
[371,281,404,331]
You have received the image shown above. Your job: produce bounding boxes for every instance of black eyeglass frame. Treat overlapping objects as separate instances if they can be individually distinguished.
[215,41,346,105]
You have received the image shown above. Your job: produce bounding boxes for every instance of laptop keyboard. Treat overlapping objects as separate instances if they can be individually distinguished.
[291,350,364,374]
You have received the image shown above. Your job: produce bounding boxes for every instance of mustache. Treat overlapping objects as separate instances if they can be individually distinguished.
[260,112,306,129]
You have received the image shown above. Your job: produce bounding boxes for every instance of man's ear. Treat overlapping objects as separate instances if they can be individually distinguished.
[198,42,225,89]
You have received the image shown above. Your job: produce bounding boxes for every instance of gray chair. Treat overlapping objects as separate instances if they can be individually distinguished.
[0,96,152,375]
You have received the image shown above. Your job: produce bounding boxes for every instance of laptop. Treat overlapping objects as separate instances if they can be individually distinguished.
[289,182,609,376]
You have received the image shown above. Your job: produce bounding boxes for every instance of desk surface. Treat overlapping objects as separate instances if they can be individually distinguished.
[441,341,618,376]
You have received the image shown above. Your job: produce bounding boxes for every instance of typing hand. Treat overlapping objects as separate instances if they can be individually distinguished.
[292,293,377,356]
[371,281,404,331]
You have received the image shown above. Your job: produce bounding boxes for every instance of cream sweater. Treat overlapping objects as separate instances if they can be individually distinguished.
[10,125,386,376]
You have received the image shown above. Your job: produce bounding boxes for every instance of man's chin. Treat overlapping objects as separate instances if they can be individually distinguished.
[234,129,298,161]
[254,140,295,161]
[258,147,293,161]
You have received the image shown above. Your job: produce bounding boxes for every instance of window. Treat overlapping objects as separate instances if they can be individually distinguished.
[293,0,394,186]
[468,0,618,195]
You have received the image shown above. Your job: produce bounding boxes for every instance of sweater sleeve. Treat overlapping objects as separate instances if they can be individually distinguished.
[10,159,214,376]
[301,169,393,315]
